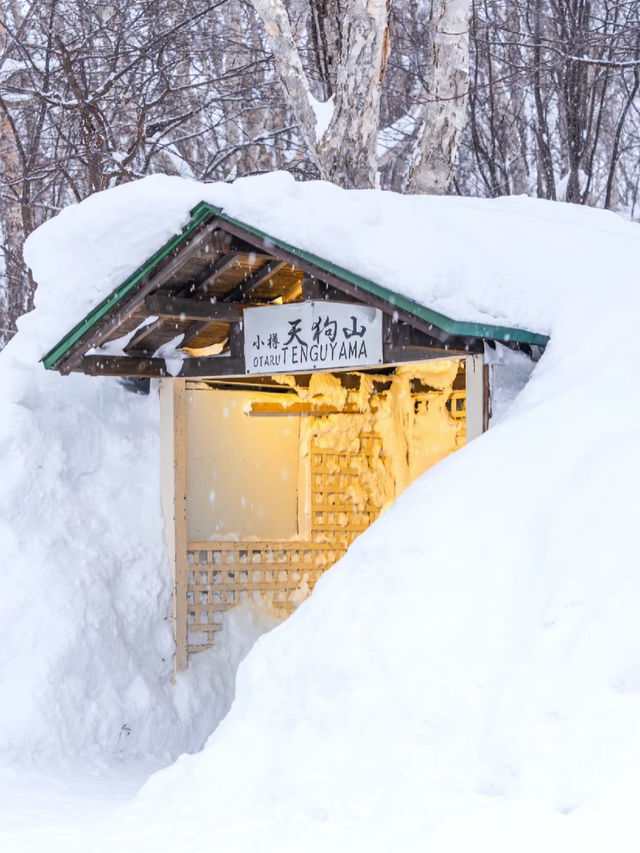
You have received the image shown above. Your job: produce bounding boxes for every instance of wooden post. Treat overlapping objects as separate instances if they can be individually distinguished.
[465,353,485,441]
[483,362,491,431]
[160,378,189,674]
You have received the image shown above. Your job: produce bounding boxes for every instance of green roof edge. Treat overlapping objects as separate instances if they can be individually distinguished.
[42,203,214,369]
[43,199,548,369]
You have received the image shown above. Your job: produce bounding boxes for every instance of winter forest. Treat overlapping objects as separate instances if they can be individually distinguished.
[2,0,640,347]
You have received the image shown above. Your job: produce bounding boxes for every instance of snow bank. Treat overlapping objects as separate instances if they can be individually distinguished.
[5,175,640,849]
[97,187,640,850]
[0,321,279,762]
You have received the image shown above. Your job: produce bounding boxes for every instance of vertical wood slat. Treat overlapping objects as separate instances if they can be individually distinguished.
[465,353,485,441]
[174,379,188,672]
[160,378,189,673]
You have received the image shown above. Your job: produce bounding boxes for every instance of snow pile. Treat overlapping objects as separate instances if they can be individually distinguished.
[4,175,640,849]
[108,188,640,850]
[0,323,279,762]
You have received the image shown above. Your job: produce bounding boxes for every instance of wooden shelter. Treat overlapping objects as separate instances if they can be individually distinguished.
[43,201,547,671]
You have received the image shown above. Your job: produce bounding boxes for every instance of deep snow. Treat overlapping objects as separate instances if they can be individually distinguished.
[2,175,640,850]
[0,328,279,762]
[28,170,630,359]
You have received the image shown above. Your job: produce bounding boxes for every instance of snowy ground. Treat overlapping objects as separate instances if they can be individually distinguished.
[0,762,154,847]
[2,177,640,850]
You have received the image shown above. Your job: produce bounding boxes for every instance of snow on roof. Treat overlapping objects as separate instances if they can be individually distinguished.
[22,171,640,358]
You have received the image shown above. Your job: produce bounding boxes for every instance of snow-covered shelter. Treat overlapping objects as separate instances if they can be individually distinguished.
[37,175,547,672]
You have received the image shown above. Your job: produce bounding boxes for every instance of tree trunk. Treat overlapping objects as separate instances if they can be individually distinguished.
[249,0,390,189]
[407,0,470,194]
[0,2,28,345]
[249,0,322,172]
[317,0,390,188]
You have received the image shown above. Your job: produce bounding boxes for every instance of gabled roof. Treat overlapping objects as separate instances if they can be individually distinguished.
[42,200,547,377]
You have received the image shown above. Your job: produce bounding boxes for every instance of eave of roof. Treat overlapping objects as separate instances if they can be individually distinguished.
[42,200,548,370]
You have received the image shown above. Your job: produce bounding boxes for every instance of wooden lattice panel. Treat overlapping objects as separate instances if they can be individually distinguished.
[310,433,382,549]
[184,435,383,654]
[185,541,347,653]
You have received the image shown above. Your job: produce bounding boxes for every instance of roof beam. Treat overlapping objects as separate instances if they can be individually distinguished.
[56,217,222,373]
[382,344,468,363]
[144,294,244,322]
[123,251,241,355]
[82,355,171,377]
[223,259,288,302]
[179,257,282,351]
[123,317,171,354]
[82,354,246,379]
[181,251,239,295]
[179,258,289,350]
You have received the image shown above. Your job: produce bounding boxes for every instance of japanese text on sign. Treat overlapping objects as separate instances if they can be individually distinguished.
[243,301,383,374]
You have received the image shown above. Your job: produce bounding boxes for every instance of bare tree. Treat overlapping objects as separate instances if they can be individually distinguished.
[3,0,640,350]
[248,0,391,188]
[408,0,471,193]
[459,0,640,208]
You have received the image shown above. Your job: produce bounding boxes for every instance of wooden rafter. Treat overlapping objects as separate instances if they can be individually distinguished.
[144,294,244,322]
[178,259,288,350]
[124,251,240,355]
[56,218,222,373]
[182,251,240,295]
[223,259,289,302]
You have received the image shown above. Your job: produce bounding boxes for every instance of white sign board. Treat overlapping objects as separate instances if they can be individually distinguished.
[243,301,383,374]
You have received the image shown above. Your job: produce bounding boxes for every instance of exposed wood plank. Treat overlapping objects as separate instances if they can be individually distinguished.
[144,294,244,322]
[228,321,244,358]
[83,355,171,377]
[173,378,188,672]
[179,320,215,350]
[182,251,239,295]
[124,251,240,355]
[383,344,468,363]
[301,276,329,300]
[179,257,274,349]
[180,355,246,377]
[223,259,288,302]
[82,353,247,378]
[188,376,300,392]
[248,402,361,415]
[124,317,167,354]
[159,379,188,673]
[57,217,221,373]
[90,345,465,381]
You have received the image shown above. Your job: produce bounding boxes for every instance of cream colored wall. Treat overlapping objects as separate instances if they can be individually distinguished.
[186,388,301,541]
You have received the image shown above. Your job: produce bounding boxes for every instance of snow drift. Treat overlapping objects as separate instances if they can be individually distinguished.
[0,331,279,763]
[2,173,640,849]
